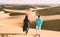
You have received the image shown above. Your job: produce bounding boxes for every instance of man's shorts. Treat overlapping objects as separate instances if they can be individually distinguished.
[36,26,41,34]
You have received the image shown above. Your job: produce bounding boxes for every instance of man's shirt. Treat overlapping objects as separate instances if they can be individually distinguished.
[35,18,43,28]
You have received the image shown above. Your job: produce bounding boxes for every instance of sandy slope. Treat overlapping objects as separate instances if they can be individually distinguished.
[0,15,60,37]
[0,9,60,37]
[0,14,60,27]
[0,25,60,37]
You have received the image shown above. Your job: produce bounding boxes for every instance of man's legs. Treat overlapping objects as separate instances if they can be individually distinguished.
[36,27,39,35]
[36,26,41,36]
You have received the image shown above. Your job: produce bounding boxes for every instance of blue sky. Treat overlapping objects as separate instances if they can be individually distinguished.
[0,0,60,5]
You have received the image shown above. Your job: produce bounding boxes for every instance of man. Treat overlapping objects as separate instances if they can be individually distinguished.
[35,15,43,36]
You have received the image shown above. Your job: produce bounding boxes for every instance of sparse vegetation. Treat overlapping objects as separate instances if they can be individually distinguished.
[36,7,60,16]
[10,12,25,16]
[3,5,35,10]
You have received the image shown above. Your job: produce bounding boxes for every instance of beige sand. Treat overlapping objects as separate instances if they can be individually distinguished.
[0,25,60,37]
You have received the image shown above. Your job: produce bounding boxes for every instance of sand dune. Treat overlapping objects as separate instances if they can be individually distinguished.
[0,14,60,27]
[0,8,60,37]
[0,25,60,37]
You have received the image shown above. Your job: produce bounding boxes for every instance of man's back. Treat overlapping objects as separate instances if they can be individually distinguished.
[35,18,43,28]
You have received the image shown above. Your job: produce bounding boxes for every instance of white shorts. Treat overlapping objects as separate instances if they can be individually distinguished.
[36,26,41,35]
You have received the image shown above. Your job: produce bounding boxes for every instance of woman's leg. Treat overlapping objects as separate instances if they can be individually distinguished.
[26,27,29,34]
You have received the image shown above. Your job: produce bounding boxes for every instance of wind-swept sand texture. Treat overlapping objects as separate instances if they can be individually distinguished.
[0,8,60,37]
[0,25,60,37]
[0,14,60,27]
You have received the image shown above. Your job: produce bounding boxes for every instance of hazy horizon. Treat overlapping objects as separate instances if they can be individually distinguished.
[0,0,60,5]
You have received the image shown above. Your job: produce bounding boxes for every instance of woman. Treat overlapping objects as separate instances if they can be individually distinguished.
[23,15,30,34]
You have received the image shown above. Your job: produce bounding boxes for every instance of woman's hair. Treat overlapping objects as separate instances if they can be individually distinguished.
[24,15,28,20]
